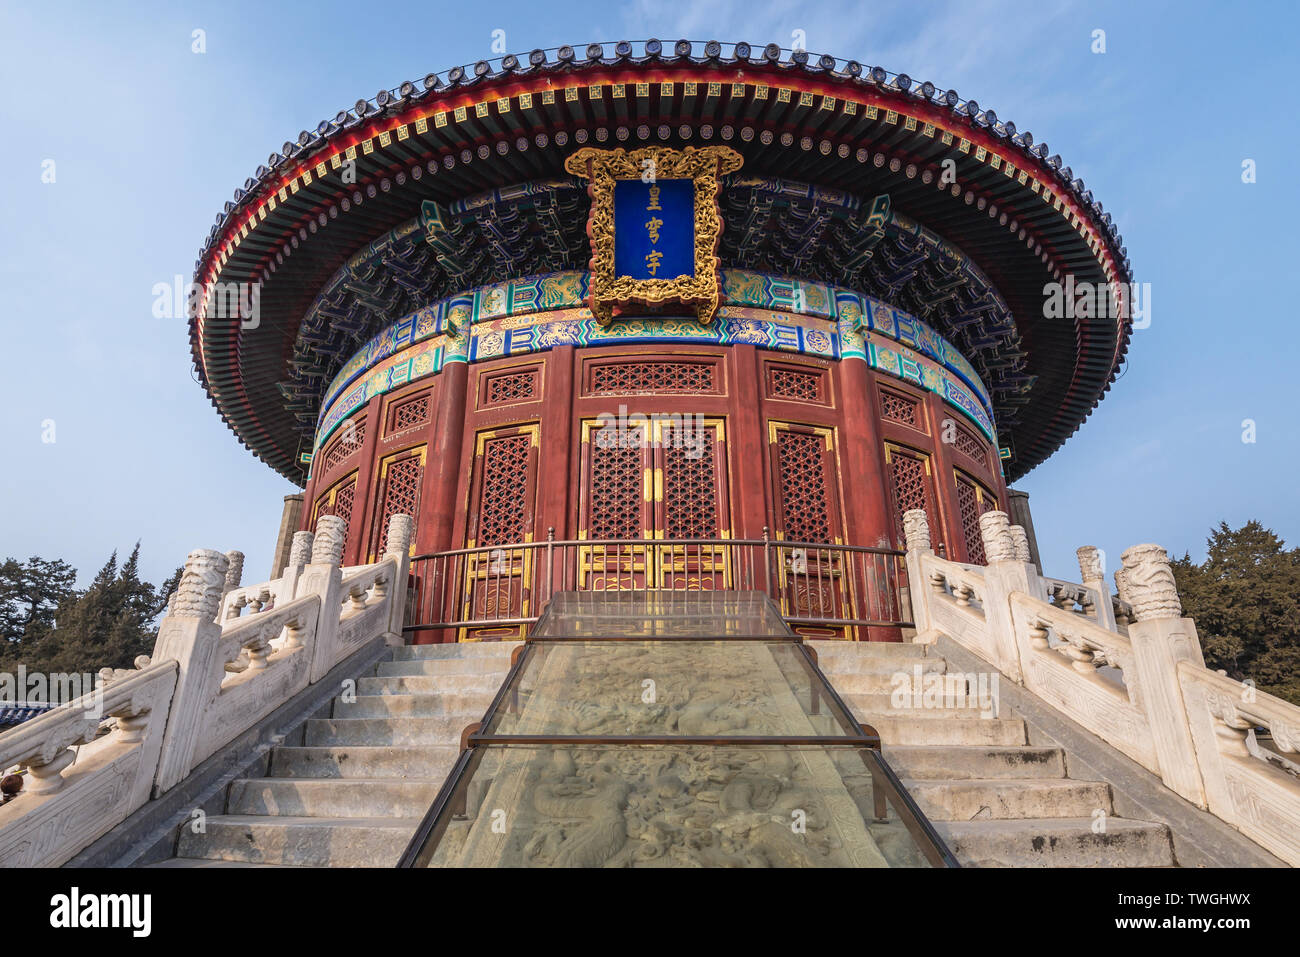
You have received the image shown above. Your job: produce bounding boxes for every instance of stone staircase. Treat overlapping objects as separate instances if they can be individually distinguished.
[151,641,518,867]
[809,639,1177,867]
[143,633,1182,867]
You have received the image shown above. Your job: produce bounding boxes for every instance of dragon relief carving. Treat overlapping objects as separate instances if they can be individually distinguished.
[440,643,912,868]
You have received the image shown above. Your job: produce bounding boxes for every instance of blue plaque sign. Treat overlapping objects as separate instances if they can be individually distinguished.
[564,145,744,325]
[613,179,695,281]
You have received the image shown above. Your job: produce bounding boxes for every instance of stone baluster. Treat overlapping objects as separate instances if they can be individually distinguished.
[1114,566,1133,627]
[1077,545,1118,631]
[150,548,230,795]
[901,509,935,636]
[1120,543,1207,807]
[279,529,314,603]
[382,514,415,645]
[902,509,931,554]
[1011,523,1046,600]
[297,517,347,683]
[975,510,1030,682]
[1009,526,1031,564]
[287,531,314,570]
[979,511,1018,564]
[222,550,244,596]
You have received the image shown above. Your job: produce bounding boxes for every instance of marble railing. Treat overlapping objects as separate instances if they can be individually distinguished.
[0,661,177,867]
[0,513,414,867]
[903,508,1300,866]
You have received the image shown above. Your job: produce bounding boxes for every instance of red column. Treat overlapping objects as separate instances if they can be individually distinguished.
[344,395,384,564]
[731,345,770,539]
[841,358,900,641]
[412,361,469,644]
[838,359,893,549]
[537,346,576,538]
[425,361,470,555]
[926,393,964,562]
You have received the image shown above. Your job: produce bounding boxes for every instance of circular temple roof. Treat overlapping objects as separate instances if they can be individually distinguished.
[189,40,1132,485]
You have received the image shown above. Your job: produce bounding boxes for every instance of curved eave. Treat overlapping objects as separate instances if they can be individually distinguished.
[189,45,1132,485]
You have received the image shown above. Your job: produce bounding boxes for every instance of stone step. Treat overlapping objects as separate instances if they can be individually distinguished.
[270,745,460,779]
[390,641,521,661]
[856,715,1026,746]
[176,815,420,867]
[148,858,292,868]
[227,777,442,818]
[840,692,997,718]
[935,817,1175,867]
[902,778,1112,821]
[304,716,477,747]
[814,656,947,677]
[807,640,928,660]
[333,692,496,718]
[883,745,1067,780]
[819,670,965,695]
[376,657,517,677]
[357,673,506,696]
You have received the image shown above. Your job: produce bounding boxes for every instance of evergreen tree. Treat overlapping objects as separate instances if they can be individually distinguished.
[0,545,182,675]
[0,556,76,652]
[1172,521,1300,706]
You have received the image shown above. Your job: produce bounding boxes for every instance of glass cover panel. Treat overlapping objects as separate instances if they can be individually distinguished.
[412,744,937,868]
[481,639,859,738]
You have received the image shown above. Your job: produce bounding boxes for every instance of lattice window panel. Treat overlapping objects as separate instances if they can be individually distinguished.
[588,361,716,395]
[776,430,832,543]
[768,366,823,402]
[376,454,423,555]
[321,418,366,474]
[476,434,532,546]
[949,421,986,465]
[484,369,538,405]
[955,473,995,565]
[888,447,934,546]
[589,425,646,540]
[314,476,357,533]
[880,390,920,428]
[662,428,719,539]
[389,392,431,435]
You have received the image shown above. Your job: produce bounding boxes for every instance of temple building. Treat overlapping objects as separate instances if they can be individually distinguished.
[189,39,1129,643]
[10,40,1300,875]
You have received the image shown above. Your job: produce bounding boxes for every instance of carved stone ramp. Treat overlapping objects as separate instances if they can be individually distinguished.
[150,641,519,867]
[810,639,1177,866]
[398,591,958,868]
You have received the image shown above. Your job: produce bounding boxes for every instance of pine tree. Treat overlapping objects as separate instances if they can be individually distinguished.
[0,556,77,653]
[1172,521,1300,706]
[0,546,182,675]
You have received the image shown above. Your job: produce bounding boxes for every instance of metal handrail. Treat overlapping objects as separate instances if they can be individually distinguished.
[404,533,913,636]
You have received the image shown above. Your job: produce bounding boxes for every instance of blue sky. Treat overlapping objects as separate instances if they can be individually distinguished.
[0,0,1296,589]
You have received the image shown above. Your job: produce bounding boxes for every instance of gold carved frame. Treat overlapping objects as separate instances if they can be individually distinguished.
[564,145,743,326]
